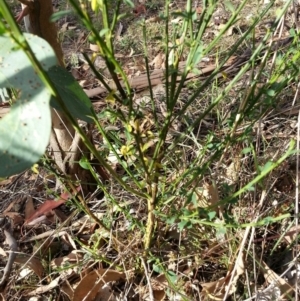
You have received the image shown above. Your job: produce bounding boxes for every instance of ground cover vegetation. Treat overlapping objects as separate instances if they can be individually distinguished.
[0,0,300,300]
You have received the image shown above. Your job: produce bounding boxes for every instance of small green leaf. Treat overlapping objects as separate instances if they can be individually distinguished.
[152,264,163,274]
[262,216,273,224]
[290,28,296,37]
[207,211,216,220]
[191,44,203,66]
[117,13,127,21]
[259,161,273,173]
[266,89,275,96]
[247,186,255,191]
[124,0,134,8]
[242,147,252,154]
[178,220,190,230]
[191,191,198,207]
[216,225,227,240]
[224,1,235,13]
[166,216,176,225]
[167,270,177,284]
[191,68,201,75]
[99,28,109,37]
[168,49,175,66]
[50,10,73,22]
[79,156,90,170]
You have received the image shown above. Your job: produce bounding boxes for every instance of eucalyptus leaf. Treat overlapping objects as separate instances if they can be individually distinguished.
[0,34,56,177]
[48,65,93,123]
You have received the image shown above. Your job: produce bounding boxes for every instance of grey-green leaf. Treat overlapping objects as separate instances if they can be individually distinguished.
[48,65,94,123]
[0,34,56,177]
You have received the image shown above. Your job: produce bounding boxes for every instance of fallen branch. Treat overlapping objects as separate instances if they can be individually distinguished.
[84,36,292,98]
[0,218,18,292]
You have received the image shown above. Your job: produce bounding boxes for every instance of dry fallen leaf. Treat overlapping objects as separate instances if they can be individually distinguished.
[73,269,125,301]
[284,225,300,244]
[133,4,146,16]
[196,6,203,14]
[201,252,245,300]
[73,212,104,230]
[25,187,80,225]
[4,211,23,225]
[94,284,116,301]
[0,178,13,186]
[61,280,74,300]
[191,182,220,210]
[171,17,182,24]
[256,283,281,301]
[33,240,62,259]
[139,273,168,300]
[60,22,69,32]
[145,16,162,23]
[0,247,7,257]
[63,232,77,250]
[26,275,62,296]
[201,276,228,300]
[225,253,245,296]
[51,250,83,269]
[25,199,66,225]
[218,23,235,36]
[150,53,164,69]
[153,290,165,301]
[226,159,241,184]
[15,254,44,279]
[3,197,22,213]
[90,43,100,52]
[259,257,292,295]
[71,68,80,80]
[151,274,167,301]
[25,197,35,221]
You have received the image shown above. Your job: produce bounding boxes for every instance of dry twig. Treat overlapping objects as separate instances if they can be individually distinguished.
[0,217,17,292]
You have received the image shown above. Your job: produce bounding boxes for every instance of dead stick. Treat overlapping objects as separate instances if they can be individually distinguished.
[0,218,18,292]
